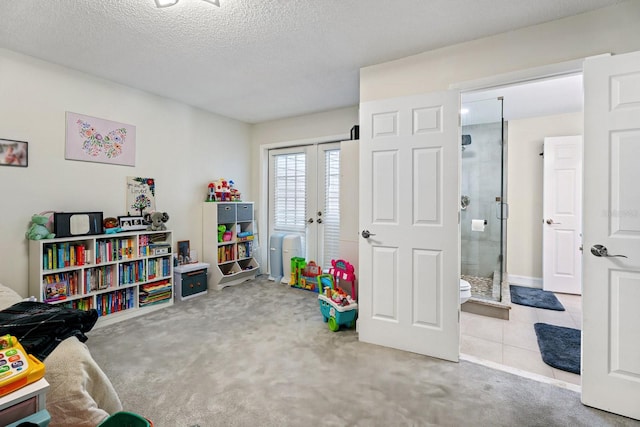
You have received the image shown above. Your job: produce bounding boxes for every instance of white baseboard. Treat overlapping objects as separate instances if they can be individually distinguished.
[507,274,542,289]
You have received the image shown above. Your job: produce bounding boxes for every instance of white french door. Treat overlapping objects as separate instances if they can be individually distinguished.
[268,142,341,270]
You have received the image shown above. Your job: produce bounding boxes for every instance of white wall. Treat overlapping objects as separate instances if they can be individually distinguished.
[360,1,640,100]
[507,112,583,282]
[0,49,251,296]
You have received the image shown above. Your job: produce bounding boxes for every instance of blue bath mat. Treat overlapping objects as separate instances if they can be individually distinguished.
[534,323,581,374]
[509,285,565,311]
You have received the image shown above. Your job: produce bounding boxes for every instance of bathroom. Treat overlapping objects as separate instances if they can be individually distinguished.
[460,96,507,306]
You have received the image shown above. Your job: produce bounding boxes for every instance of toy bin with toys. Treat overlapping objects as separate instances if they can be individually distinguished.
[317,273,358,332]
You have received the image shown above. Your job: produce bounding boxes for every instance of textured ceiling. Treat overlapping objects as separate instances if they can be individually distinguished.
[0,0,625,123]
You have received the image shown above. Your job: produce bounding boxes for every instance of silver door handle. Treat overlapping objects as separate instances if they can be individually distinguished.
[546,219,561,225]
[590,244,627,258]
[361,230,376,239]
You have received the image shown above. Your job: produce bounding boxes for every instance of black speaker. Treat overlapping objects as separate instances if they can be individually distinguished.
[54,212,103,238]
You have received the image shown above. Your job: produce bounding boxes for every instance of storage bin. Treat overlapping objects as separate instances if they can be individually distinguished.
[236,203,253,221]
[98,411,152,427]
[217,203,236,224]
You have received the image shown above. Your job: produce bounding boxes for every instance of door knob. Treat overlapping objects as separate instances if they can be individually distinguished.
[361,230,376,239]
[590,244,627,258]
[307,218,314,224]
[546,219,561,225]
[317,218,323,224]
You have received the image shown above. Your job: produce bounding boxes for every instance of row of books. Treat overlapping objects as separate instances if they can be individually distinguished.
[139,280,172,307]
[43,271,79,301]
[96,288,135,316]
[218,245,236,263]
[84,265,115,293]
[118,260,146,286]
[42,243,87,270]
[59,297,94,311]
[147,257,171,280]
[95,237,137,264]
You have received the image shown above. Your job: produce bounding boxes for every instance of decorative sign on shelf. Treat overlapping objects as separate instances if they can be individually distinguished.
[126,177,156,216]
[65,112,136,166]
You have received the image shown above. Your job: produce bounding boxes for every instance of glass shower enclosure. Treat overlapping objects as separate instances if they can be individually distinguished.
[460,97,506,302]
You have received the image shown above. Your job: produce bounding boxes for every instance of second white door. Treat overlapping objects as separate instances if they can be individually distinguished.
[542,135,583,294]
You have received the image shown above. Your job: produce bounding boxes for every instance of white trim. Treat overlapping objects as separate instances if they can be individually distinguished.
[507,274,543,289]
[450,54,610,93]
[460,353,581,393]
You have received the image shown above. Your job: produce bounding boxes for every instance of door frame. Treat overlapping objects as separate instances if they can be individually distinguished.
[449,56,609,357]
[258,133,349,276]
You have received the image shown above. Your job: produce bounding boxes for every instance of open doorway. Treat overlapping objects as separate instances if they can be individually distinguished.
[459,73,584,387]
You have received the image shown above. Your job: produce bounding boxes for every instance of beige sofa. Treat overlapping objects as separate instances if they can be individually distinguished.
[0,283,122,427]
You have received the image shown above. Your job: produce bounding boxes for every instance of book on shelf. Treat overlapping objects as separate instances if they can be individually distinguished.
[44,280,68,302]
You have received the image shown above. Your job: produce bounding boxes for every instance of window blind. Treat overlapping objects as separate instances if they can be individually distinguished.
[323,149,340,264]
[273,152,306,233]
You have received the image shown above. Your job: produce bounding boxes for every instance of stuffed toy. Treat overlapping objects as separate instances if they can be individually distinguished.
[26,214,55,240]
[144,211,169,231]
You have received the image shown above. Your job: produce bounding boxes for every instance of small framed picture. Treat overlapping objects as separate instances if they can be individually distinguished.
[177,240,190,265]
[0,139,28,167]
[118,215,147,231]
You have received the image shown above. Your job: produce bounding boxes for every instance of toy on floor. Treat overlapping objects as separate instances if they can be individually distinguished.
[328,259,357,301]
[289,258,321,292]
[317,274,358,332]
[0,335,46,397]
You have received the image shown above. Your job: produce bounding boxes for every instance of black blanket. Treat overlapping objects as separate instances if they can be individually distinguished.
[0,302,98,361]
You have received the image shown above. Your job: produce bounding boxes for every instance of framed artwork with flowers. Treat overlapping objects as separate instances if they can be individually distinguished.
[65,112,136,166]
[126,177,156,217]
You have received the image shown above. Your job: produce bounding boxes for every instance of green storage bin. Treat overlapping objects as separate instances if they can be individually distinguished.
[98,411,152,427]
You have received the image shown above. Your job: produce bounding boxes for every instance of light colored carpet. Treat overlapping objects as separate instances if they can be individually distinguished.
[86,276,639,427]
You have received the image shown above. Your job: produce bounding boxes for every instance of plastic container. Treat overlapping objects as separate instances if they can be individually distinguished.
[98,411,153,427]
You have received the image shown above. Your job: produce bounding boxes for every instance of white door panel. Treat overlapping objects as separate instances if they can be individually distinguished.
[359,90,459,361]
[543,136,582,294]
[582,50,640,420]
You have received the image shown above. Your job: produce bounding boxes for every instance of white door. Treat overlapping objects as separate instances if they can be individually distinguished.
[358,90,460,361]
[542,135,583,294]
[268,143,341,269]
[582,51,640,420]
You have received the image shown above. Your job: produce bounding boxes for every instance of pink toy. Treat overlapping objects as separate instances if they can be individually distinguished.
[328,259,357,301]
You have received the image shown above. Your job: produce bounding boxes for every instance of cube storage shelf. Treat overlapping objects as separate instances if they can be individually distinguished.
[202,202,259,290]
[28,230,173,327]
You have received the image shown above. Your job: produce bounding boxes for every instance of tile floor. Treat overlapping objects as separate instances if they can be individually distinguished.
[460,291,582,386]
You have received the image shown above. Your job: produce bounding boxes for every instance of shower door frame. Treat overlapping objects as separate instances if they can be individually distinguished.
[459,96,506,301]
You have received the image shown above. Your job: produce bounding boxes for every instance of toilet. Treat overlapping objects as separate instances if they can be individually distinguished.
[460,279,471,304]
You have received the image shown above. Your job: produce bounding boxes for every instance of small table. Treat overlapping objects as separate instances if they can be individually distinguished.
[0,378,49,426]
[174,262,210,301]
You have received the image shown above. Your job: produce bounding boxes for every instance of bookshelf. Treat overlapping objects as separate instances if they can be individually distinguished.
[28,230,173,327]
[202,202,259,290]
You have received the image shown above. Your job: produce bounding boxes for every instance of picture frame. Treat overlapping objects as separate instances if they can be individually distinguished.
[177,240,191,265]
[118,215,147,231]
[65,112,136,166]
[0,138,28,167]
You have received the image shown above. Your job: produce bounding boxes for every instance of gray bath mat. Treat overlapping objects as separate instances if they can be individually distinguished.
[509,285,565,311]
[534,323,581,374]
